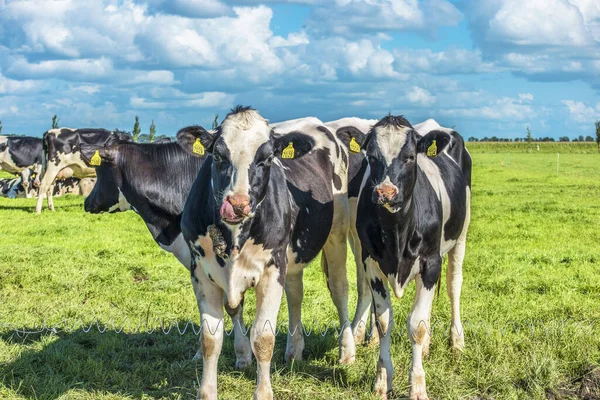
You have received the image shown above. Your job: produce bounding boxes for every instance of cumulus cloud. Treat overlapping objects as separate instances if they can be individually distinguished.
[440,95,536,121]
[562,100,600,122]
[406,86,436,106]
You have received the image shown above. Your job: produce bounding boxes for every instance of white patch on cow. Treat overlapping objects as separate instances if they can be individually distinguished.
[417,154,455,252]
[270,117,323,131]
[227,238,273,308]
[324,117,378,134]
[373,124,411,166]
[47,128,75,136]
[221,109,271,197]
[159,233,192,270]
[108,188,132,213]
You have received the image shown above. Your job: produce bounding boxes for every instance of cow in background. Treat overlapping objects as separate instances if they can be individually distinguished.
[35,128,131,213]
[0,136,43,197]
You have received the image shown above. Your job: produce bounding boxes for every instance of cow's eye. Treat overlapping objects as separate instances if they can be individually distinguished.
[213,154,222,163]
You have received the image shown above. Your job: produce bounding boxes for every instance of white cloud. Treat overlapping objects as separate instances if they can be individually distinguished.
[519,93,534,102]
[406,86,436,106]
[441,95,535,121]
[0,71,38,94]
[393,48,498,74]
[562,100,600,122]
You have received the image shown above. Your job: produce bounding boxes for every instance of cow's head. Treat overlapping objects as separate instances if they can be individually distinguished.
[365,115,451,213]
[178,106,314,226]
[80,144,130,214]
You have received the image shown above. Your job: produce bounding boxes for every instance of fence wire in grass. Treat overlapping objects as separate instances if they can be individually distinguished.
[0,317,597,339]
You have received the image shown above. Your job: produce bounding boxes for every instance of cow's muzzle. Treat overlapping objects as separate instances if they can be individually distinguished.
[221,194,251,225]
[375,183,399,204]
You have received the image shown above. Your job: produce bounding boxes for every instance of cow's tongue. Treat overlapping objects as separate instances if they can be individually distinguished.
[220,201,237,220]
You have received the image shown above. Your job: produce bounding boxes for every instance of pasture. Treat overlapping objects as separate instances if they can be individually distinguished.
[0,150,599,400]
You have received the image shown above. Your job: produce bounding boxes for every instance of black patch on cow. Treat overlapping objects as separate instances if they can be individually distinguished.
[5,137,43,169]
[370,277,387,299]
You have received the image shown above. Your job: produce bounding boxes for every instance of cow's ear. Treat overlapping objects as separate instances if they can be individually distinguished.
[80,144,116,167]
[335,126,368,154]
[273,132,315,160]
[176,125,215,157]
[416,130,452,157]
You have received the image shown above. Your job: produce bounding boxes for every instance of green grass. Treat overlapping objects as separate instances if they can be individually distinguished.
[1,153,600,399]
[466,141,598,154]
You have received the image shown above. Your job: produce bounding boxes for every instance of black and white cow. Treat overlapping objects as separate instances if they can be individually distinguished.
[356,116,471,400]
[0,173,34,198]
[324,117,379,342]
[35,128,131,213]
[177,106,356,400]
[81,140,255,367]
[0,135,43,196]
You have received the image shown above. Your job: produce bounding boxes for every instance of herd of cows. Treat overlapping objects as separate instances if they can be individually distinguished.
[0,106,472,400]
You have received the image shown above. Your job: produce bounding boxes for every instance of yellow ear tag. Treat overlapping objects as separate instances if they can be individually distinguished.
[90,150,102,166]
[349,137,361,153]
[281,142,295,159]
[427,140,437,157]
[192,138,205,155]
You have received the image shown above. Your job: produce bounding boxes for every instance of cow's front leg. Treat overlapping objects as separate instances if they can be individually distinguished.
[366,257,394,399]
[284,267,304,362]
[349,222,372,344]
[252,264,284,400]
[192,268,225,400]
[407,275,436,400]
[224,296,253,369]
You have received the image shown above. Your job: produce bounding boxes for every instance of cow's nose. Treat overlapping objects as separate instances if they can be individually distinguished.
[227,194,251,216]
[376,184,398,202]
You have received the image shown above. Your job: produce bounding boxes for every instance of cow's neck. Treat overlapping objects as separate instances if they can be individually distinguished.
[376,197,419,266]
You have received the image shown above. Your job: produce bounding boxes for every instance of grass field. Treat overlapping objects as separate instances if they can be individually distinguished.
[1,151,599,400]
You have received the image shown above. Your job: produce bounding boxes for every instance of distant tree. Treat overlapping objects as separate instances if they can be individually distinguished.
[578,135,584,142]
[573,138,578,142]
[0,120,2,135]
[52,115,60,129]
[212,114,219,130]
[526,125,533,149]
[585,135,594,142]
[149,120,156,142]
[596,120,600,153]
[467,136,478,142]
[133,116,141,142]
[559,136,570,142]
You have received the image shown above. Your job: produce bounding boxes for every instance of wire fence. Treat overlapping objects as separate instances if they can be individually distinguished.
[2,316,597,338]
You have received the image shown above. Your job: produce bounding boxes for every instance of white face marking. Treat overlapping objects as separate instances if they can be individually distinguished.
[220,109,271,197]
[374,125,411,166]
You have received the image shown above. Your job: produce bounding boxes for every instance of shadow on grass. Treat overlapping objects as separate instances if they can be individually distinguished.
[0,325,346,399]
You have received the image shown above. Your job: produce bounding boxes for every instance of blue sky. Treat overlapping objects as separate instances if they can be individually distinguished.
[0,0,599,139]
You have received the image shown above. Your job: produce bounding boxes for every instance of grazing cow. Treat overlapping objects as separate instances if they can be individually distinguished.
[0,136,43,196]
[81,140,255,366]
[35,128,131,213]
[356,116,471,399]
[177,106,356,400]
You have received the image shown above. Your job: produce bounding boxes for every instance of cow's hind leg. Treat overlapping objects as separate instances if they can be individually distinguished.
[447,240,466,351]
[285,266,304,362]
[348,212,372,344]
[408,275,436,400]
[366,257,393,399]
[35,162,61,213]
[322,237,356,365]
[193,268,224,400]
[225,297,253,369]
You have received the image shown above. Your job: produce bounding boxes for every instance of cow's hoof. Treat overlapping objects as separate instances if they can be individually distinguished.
[338,329,356,365]
[235,354,252,369]
[373,383,389,399]
[410,372,428,400]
